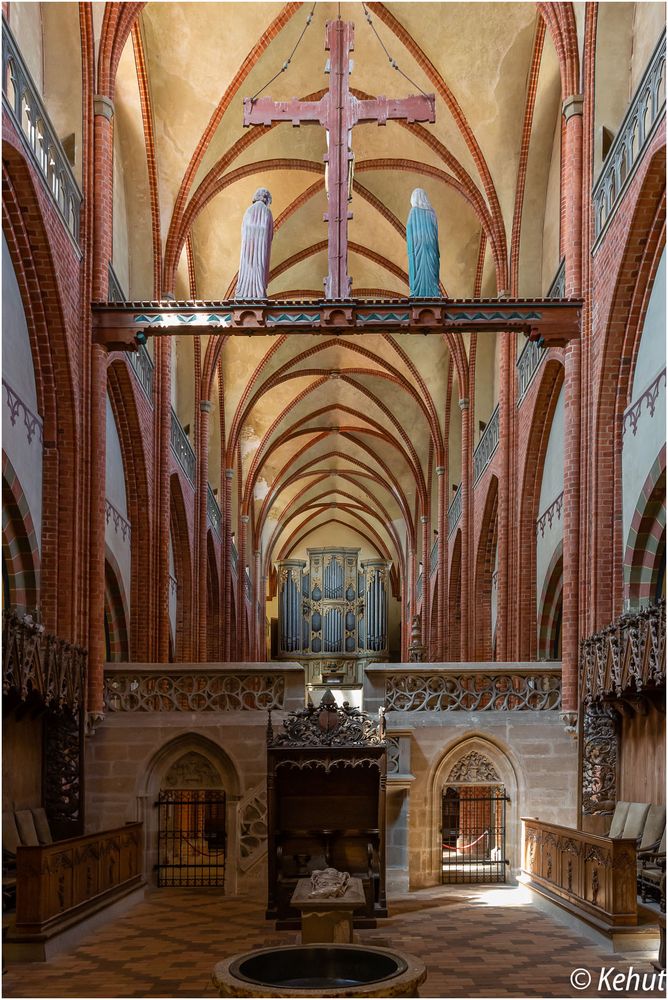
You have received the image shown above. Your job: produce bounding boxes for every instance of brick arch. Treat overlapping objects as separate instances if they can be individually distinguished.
[104,549,129,662]
[594,145,666,625]
[538,542,563,659]
[2,453,39,614]
[516,358,565,659]
[624,452,666,607]
[448,530,462,661]
[2,148,78,637]
[207,531,221,661]
[169,474,193,661]
[474,475,499,661]
[107,360,152,659]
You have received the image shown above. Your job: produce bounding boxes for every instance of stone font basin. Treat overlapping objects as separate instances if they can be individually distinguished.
[213,944,427,998]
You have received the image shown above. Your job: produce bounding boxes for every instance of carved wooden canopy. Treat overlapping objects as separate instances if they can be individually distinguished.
[267,689,385,749]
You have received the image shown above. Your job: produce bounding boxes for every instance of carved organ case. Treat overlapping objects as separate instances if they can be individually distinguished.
[277,548,391,685]
[266,691,388,927]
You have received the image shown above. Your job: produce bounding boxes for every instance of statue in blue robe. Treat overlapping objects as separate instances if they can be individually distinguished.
[407,188,441,297]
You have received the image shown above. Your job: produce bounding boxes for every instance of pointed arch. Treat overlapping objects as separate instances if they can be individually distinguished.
[2,454,39,614]
[624,453,666,607]
[593,145,665,625]
[474,475,499,660]
[107,360,152,659]
[516,359,565,659]
[104,548,129,662]
[170,474,193,661]
[448,530,462,661]
[207,531,221,661]
[538,542,563,659]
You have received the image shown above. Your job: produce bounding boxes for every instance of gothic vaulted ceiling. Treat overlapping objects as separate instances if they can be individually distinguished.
[110,1,564,569]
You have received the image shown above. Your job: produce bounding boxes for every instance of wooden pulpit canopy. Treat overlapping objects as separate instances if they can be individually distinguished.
[266,690,388,926]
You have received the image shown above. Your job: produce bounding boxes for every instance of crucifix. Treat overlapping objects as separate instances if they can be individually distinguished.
[243,18,435,299]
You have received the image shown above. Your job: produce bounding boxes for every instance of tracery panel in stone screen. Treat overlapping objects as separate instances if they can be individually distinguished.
[157,790,226,887]
[441,786,507,884]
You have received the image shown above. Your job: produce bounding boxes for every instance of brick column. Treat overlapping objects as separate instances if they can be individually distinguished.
[420,514,430,649]
[253,549,262,660]
[155,335,172,662]
[495,338,513,661]
[239,514,250,661]
[436,466,447,660]
[561,95,584,722]
[459,397,471,661]
[223,468,234,661]
[87,96,114,721]
[197,399,212,660]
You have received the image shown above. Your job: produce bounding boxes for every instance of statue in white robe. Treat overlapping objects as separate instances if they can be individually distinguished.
[235,188,274,299]
[407,188,441,298]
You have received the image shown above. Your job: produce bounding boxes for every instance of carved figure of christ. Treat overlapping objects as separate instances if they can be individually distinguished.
[243,19,435,299]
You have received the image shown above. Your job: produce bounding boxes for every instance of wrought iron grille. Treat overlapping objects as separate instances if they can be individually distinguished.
[441,786,508,884]
[157,789,226,887]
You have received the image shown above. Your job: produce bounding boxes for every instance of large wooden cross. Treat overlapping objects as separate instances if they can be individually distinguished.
[243,19,435,299]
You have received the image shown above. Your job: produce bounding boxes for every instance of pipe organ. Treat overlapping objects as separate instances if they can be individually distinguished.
[276,548,391,691]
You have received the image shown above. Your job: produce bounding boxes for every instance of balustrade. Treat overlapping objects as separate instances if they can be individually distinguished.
[2,19,82,244]
[128,343,154,403]
[473,404,499,484]
[104,665,287,712]
[170,407,196,484]
[593,33,666,243]
[448,484,462,536]
[378,665,561,712]
[429,539,438,576]
[207,484,222,537]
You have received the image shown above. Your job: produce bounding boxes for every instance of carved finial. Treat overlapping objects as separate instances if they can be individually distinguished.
[266,708,274,741]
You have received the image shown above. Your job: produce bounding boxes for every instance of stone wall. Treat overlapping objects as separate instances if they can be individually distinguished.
[85,663,304,897]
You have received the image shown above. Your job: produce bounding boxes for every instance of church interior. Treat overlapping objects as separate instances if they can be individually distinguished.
[1,1,666,997]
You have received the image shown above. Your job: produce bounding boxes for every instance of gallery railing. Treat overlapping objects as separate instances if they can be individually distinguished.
[379,664,562,712]
[2,18,82,245]
[473,404,499,485]
[103,664,290,712]
[207,484,222,537]
[416,572,423,603]
[593,32,666,244]
[448,483,462,536]
[128,343,154,403]
[170,407,196,485]
[516,258,565,404]
[429,539,438,576]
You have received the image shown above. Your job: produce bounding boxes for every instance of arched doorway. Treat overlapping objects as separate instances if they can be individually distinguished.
[441,771,508,884]
[157,751,226,887]
[431,737,523,884]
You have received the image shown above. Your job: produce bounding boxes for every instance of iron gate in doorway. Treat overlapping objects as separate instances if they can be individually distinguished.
[441,785,508,884]
[157,789,226,887]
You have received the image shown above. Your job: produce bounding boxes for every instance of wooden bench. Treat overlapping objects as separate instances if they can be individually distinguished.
[5,822,144,960]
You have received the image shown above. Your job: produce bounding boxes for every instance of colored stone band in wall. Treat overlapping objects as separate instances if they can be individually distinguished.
[385,671,561,711]
[104,671,285,712]
[579,598,665,704]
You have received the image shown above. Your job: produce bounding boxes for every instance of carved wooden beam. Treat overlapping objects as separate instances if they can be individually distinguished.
[92,297,582,351]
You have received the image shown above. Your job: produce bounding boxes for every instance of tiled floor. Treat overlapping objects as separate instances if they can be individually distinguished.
[3,884,664,998]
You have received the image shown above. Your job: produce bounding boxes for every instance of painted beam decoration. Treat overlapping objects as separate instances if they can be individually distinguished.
[92,296,582,350]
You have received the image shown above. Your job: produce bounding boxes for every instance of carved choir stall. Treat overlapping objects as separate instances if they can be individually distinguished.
[276,548,390,691]
[266,690,387,927]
